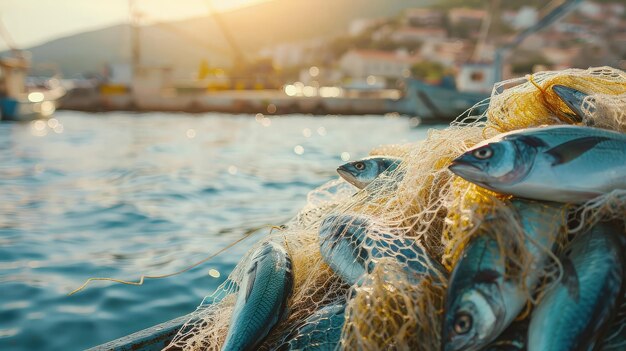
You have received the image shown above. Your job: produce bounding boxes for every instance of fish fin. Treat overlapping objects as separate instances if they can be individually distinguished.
[245,261,258,302]
[560,256,580,301]
[510,135,548,148]
[475,269,500,284]
[545,136,609,166]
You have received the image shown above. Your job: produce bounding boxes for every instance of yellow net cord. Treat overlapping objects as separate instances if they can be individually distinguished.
[166,67,626,351]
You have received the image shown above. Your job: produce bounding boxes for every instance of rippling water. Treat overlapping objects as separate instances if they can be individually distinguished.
[0,112,433,350]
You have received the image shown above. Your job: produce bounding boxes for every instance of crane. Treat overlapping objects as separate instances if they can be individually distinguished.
[493,0,582,81]
[204,0,247,66]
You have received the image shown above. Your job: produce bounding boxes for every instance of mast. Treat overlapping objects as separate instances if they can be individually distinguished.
[130,0,141,70]
[0,17,20,56]
[472,0,498,62]
[129,0,141,97]
[494,0,582,82]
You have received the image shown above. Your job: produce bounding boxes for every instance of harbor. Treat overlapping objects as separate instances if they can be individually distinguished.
[4,1,624,121]
[1,1,626,351]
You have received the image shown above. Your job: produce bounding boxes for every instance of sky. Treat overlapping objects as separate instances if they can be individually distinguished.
[0,0,268,51]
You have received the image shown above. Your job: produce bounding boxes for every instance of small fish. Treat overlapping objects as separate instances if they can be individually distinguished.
[319,215,370,285]
[482,319,528,351]
[281,300,346,351]
[449,125,626,203]
[528,220,625,351]
[336,156,402,189]
[319,214,446,286]
[442,199,564,351]
[222,242,294,351]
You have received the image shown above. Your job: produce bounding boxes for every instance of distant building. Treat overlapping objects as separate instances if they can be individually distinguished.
[404,8,444,27]
[519,30,578,50]
[419,39,470,66]
[371,25,394,42]
[605,2,626,16]
[339,49,419,83]
[456,63,496,94]
[133,66,173,95]
[391,27,447,43]
[601,3,626,27]
[259,44,306,67]
[542,47,581,70]
[298,66,343,85]
[448,8,486,27]
[501,7,538,30]
[105,63,133,85]
[578,1,602,19]
[349,18,385,36]
[578,2,624,25]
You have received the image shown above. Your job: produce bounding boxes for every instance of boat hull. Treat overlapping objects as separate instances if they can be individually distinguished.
[86,314,189,351]
[404,78,489,121]
[0,97,58,121]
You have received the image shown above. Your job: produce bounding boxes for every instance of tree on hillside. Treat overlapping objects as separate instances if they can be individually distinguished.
[411,61,448,81]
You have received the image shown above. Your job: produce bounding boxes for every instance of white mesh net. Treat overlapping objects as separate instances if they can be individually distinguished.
[165,67,626,351]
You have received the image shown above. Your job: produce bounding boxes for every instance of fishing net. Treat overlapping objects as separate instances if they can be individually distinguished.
[580,92,626,133]
[165,66,626,351]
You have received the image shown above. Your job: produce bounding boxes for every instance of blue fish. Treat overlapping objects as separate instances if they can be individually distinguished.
[336,156,402,189]
[442,199,564,351]
[552,84,592,122]
[281,300,346,351]
[319,214,446,286]
[449,125,626,203]
[222,241,294,351]
[528,220,625,351]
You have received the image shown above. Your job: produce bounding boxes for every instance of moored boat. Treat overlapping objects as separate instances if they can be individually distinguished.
[0,54,65,121]
[86,314,189,351]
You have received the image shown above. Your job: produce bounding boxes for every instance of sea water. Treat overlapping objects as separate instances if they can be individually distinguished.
[0,111,433,350]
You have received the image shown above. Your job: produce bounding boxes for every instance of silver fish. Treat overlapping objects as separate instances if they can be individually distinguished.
[528,220,625,351]
[222,241,294,351]
[449,125,626,203]
[319,214,446,286]
[282,300,346,351]
[442,199,564,351]
[319,215,370,285]
[336,156,402,189]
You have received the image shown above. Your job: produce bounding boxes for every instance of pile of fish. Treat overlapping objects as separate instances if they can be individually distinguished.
[217,85,625,351]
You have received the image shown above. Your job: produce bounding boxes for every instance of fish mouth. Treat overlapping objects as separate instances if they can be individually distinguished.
[337,167,368,189]
[336,167,354,180]
[448,158,482,175]
[448,158,497,193]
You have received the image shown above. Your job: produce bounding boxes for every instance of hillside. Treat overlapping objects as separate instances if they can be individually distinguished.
[18,0,434,77]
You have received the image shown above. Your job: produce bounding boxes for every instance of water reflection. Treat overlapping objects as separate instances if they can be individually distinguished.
[0,112,431,350]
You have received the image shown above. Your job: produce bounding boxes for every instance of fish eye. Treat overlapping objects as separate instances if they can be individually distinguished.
[354,162,365,170]
[472,147,493,160]
[453,312,473,335]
